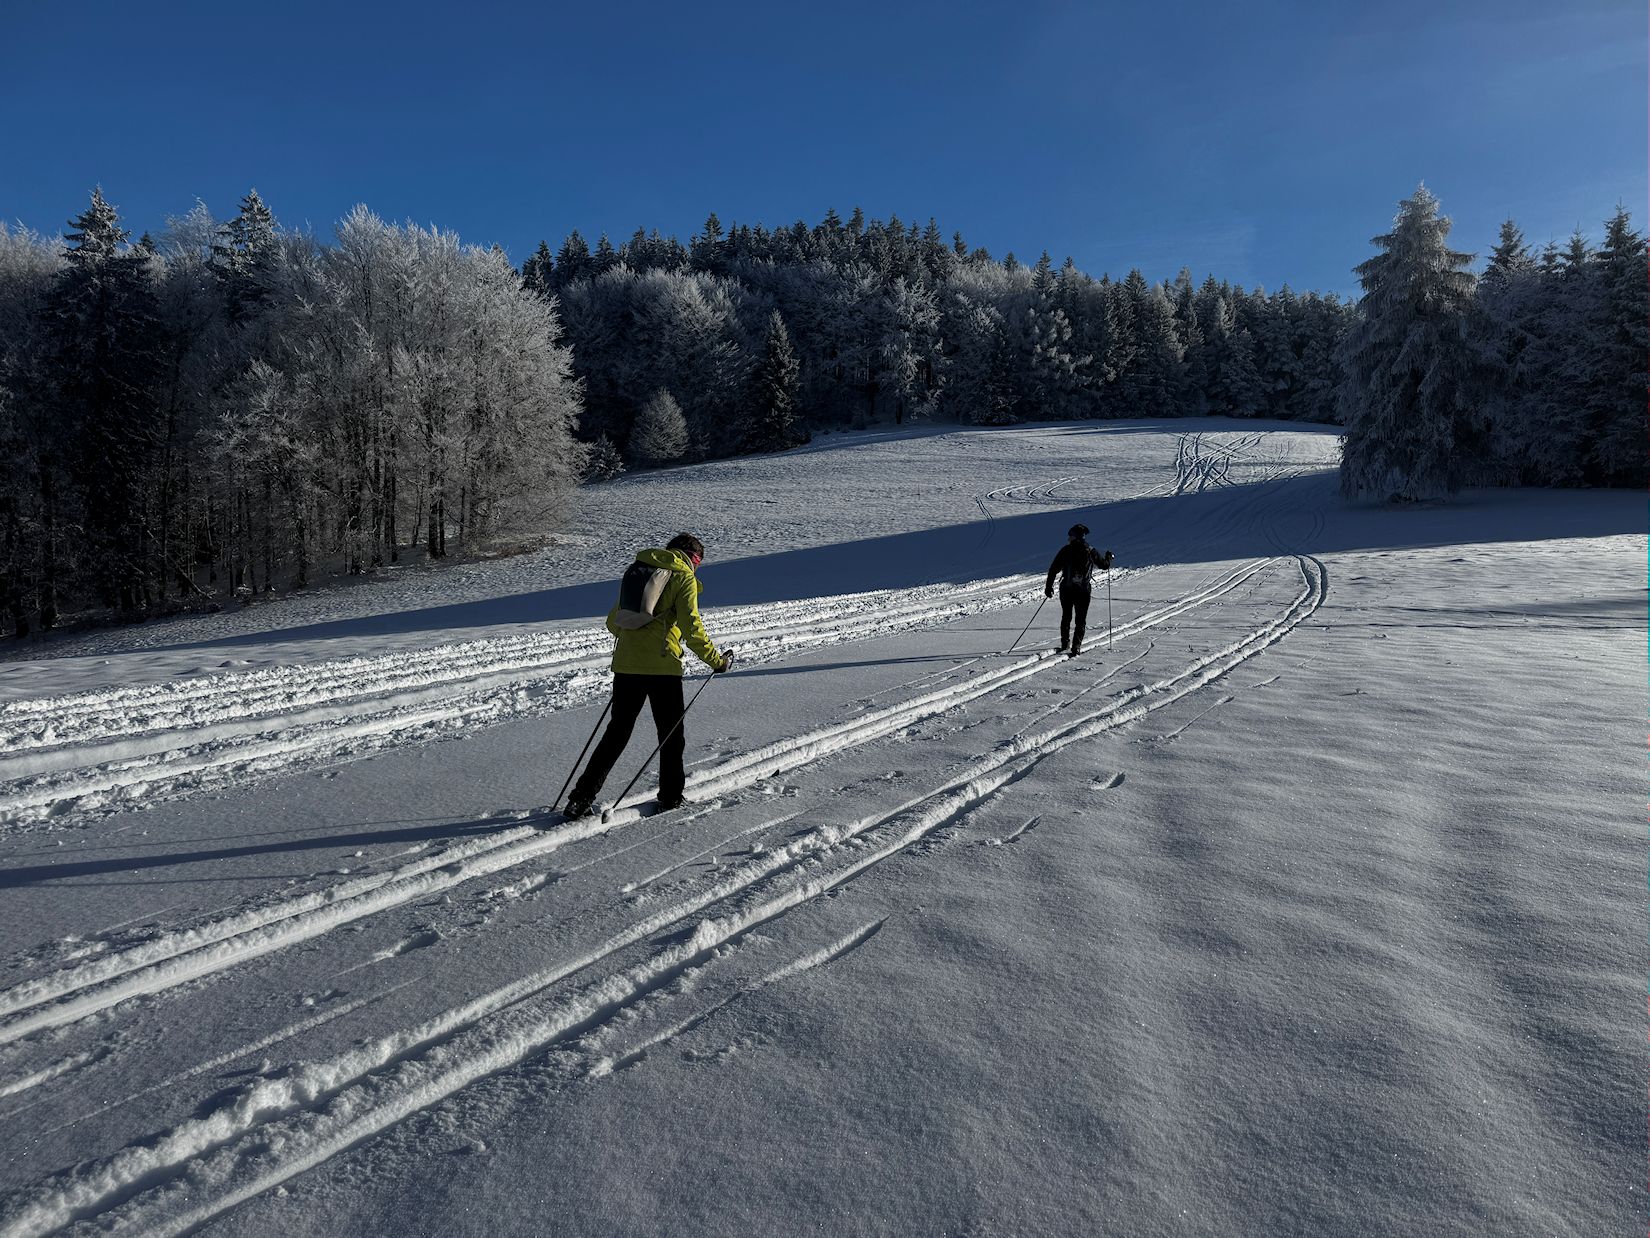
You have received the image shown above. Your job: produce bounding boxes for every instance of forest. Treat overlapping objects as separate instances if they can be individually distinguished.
[0,186,1642,636]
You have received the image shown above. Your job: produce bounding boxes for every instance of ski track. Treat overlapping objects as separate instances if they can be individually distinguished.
[1,432,1309,830]
[0,554,1327,1238]
[0,575,1047,825]
[621,811,801,895]
[37,985,411,1142]
[0,560,1269,1047]
[589,917,887,1079]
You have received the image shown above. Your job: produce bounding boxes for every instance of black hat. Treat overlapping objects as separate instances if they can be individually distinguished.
[1068,524,1088,539]
[666,532,705,560]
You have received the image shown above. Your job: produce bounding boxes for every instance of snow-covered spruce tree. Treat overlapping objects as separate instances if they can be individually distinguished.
[1472,218,1540,479]
[1121,269,1185,418]
[151,205,234,600]
[1584,206,1648,486]
[1337,186,1489,501]
[1095,278,1135,417]
[628,389,689,466]
[1205,296,1264,417]
[582,434,624,481]
[1294,294,1352,423]
[689,213,724,274]
[1253,288,1303,418]
[1507,230,1598,486]
[878,276,943,423]
[210,189,278,323]
[745,310,802,452]
[50,187,165,612]
[554,231,592,288]
[522,241,555,300]
[1171,270,1209,415]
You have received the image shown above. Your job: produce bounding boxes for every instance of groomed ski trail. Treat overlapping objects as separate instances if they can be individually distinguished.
[0,575,1046,824]
[0,560,1270,1046]
[0,556,1326,1238]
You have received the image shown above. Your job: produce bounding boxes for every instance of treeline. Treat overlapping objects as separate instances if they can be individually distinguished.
[0,192,581,635]
[528,208,1358,471]
[2,184,1640,635]
[1340,187,1646,500]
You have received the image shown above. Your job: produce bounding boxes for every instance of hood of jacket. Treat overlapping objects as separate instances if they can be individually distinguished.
[636,547,696,576]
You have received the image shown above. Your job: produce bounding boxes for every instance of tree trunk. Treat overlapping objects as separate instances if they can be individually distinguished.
[39,464,58,630]
[262,476,275,592]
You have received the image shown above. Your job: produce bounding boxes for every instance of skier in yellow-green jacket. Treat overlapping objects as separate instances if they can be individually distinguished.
[564,533,733,818]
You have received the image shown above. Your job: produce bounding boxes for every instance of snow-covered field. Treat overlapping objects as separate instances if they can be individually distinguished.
[0,420,1638,1237]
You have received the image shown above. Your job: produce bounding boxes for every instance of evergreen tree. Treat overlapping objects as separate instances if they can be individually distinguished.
[592,233,620,275]
[1171,270,1209,414]
[1585,206,1648,486]
[1031,251,1055,297]
[555,231,591,286]
[582,434,624,481]
[746,310,803,451]
[1205,296,1262,417]
[690,213,724,272]
[1512,229,1602,484]
[211,189,276,279]
[1474,219,1537,475]
[629,389,690,466]
[1095,277,1134,416]
[1252,289,1303,418]
[522,240,555,299]
[1338,186,1487,501]
[52,187,163,610]
[1121,270,1184,418]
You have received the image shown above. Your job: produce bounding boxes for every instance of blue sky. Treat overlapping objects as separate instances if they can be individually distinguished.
[1,0,1642,295]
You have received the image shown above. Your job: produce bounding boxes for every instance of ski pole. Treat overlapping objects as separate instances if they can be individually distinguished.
[1005,594,1049,655]
[551,696,613,812]
[607,671,720,818]
[1106,567,1113,650]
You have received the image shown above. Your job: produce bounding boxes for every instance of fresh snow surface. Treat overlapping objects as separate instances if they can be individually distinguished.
[0,420,1638,1237]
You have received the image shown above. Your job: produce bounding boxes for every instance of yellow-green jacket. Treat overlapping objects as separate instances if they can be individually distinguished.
[605,547,727,676]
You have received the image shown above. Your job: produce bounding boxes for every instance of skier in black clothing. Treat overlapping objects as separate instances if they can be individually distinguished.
[1045,524,1114,656]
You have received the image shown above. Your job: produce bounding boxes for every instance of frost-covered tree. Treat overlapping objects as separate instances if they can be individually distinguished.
[1252,288,1302,417]
[1205,296,1264,417]
[628,389,689,466]
[690,213,725,273]
[582,434,624,481]
[522,241,554,299]
[746,310,802,452]
[555,231,591,286]
[1338,186,1489,501]
[1171,270,1208,415]
[50,187,163,611]
[1584,206,1648,486]
[1121,270,1184,418]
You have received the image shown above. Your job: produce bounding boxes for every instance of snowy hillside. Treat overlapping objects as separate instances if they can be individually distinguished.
[0,421,1639,1237]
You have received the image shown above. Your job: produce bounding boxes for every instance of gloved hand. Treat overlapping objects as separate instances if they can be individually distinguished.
[1044,586,1053,599]
[714,650,735,673]
[1099,550,1115,570]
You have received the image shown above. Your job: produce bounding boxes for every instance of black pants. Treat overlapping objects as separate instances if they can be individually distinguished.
[1059,581,1091,649]
[570,673,686,804]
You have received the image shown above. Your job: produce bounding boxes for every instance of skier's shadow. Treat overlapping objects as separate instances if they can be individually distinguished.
[0,816,508,888]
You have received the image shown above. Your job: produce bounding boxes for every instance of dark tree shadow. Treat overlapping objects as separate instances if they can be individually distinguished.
[95,472,1644,656]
